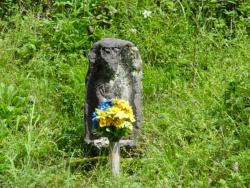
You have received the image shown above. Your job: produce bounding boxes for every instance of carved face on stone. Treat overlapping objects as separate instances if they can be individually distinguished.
[95,47,131,101]
[99,47,119,75]
[91,47,119,82]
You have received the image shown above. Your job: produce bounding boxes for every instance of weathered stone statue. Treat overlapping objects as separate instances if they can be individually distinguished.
[85,38,142,146]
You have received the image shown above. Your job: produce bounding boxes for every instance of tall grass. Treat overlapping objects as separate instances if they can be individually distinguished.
[0,0,249,187]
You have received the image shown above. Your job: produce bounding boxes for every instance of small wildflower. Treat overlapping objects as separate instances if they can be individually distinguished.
[130,28,137,33]
[142,10,152,18]
[28,95,36,104]
[208,177,213,185]
[54,24,60,32]
[232,162,239,172]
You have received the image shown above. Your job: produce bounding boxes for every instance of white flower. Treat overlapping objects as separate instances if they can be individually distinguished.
[232,162,239,172]
[142,10,152,18]
[130,28,137,33]
[54,24,60,32]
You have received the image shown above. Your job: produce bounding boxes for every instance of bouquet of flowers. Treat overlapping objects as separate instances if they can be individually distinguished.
[92,98,135,142]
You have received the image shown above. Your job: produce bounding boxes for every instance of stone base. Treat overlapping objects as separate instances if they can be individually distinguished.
[85,137,135,148]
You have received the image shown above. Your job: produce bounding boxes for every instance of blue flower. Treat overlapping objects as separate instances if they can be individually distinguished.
[92,99,113,129]
[97,99,113,111]
[92,112,98,129]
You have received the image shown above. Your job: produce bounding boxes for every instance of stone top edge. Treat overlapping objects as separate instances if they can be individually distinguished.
[93,38,135,48]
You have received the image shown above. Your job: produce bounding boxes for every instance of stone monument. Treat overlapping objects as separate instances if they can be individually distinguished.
[85,38,142,147]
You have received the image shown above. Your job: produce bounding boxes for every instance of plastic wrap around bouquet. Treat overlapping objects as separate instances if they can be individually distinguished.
[92,99,135,142]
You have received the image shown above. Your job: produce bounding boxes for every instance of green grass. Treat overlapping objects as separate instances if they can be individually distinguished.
[0,1,250,187]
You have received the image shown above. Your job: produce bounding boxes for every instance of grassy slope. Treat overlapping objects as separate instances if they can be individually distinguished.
[0,2,250,188]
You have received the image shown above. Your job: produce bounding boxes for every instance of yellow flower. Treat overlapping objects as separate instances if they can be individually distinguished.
[113,99,130,108]
[107,106,120,115]
[128,114,135,122]
[97,110,106,117]
[115,111,129,119]
[99,118,112,127]
[113,118,124,128]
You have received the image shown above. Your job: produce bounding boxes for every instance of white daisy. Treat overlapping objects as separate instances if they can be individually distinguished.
[142,10,152,18]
